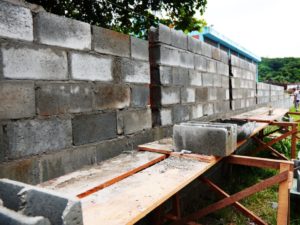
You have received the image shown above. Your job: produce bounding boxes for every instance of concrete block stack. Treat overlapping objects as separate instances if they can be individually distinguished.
[0,1,156,184]
[149,24,230,126]
[269,84,291,108]
[230,55,257,110]
[256,82,271,104]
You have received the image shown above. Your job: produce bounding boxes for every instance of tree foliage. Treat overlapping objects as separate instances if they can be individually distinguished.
[258,57,300,84]
[27,0,207,38]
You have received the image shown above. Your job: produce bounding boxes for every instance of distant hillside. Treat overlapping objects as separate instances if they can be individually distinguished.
[258,57,300,84]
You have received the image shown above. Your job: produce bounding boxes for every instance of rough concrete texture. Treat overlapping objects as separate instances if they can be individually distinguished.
[194,55,207,72]
[179,51,194,69]
[131,36,149,61]
[159,108,172,126]
[217,62,229,76]
[187,36,202,54]
[153,66,172,85]
[70,52,113,81]
[0,206,51,225]
[173,123,236,156]
[211,47,221,61]
[152,45,180,67]
[203,103,214,115]
[191,104,203,119]
[189,70,202,87]
[1,43,68,80]
[150,24,171,44]
[34,12,91,50]
[181,87,196,103]
[93,83,130,110]
[115,58,150,84]
[72,112,117,145]
[118,108,152,134]
[161,87,181,105]
[36,82,93,115]
[172,67,189,86]
[0,81,35,119]
[131,85,150,107]
[171,29,187,50]
[172,105,190,123]
[206,59,217,73]
[0,1,33,41]
[19,187,83,225]
[93,26,130,57]
[201,43,212,58]
[4,118,72,159]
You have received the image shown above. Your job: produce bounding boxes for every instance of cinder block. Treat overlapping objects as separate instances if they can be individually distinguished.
[201,43,212,58]
[131,36,148,61]
[114,58,150,84]
[93,26,130,57]
[70,52,112,81]
[203,103,214,115]
[207,59,217,73]
[181,88,196,103]
[196,87,208,103]
[152,45,180,67]
[0,81,35,119]
[172,67,190,86]
[171,29,187,50]
[173,123,237,156]
[191,104,203,119]
[34,12,91,50]
[187,36,202,54]
[36,82,92,115]
[159,108,172,126]
[4,118,72,159]
[222,76,229,88]
[117,108,152,134]
[172,105,190,123]
[93,83,130,110]
[220,50,229,64]
[214,101,230,113]
[0,1,33,41]
[211,47,221,61]
[231,55,240,67]
[232,89,242,99]
[231,77,241,88]
[72,112,117,145]
[161,87,180,105]
[179,51,194,68]
[202,73,213,87]
[0,206,51,225]
[232,99,242,110]
[213,74,222,87]
[189,70,202,87]
[1,43,68,80]
[217,88,227,101]
[217,62,229,76]
[131,85,150,107]
[151,66,172,85]
[149,24,171,44]
[194,55,207,72]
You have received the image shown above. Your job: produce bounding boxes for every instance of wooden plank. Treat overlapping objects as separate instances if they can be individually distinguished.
[231,108,288,121]
[81,156,218,225]
[172,171,289,225]
[226,155,293,169]
[277,163,290,225]
[38,151,165,197]
[291,124,297,159]
[200,177,267,225]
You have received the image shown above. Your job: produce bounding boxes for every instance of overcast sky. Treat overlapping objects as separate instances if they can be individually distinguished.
[202,0,300,58]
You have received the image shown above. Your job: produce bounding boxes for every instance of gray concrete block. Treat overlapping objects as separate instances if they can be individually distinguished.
[117,108,152,134]
[156,66,172,85]
[217,88,227,101]
[93,26,130,57]
[0,206,51,225]
[220,50,229,64]
[231,77,241,88]
[181,88,196,103]
[1,43,68,80]
[93,83,130,110]
[151,45,180,67]
[172,105,190,123]
[131,85,150,107]
[211,47,221,61]
[130,36,148,61]
[232,89,243,99]
[189,70,202,87]
[179,51,194,69]
[36,82,93,116]
[161,87,180,105]
[114,58,150,84]
[207,59,217,73]
[0,1,33,41]
[0,81,35,119]
[196,87,208,103]
[159,108,173,126]
[191,104,203,119]
[34,12,91,50]
[202,73,214,87]
[173,123,236,156]
[149,24,171,44]
[203,103,214,115]
[187,36,202,54]
[213,74,222,87]
[5,118,72,159]
[231,54,240,67]
[232,99,242,110]
[201,43,212,58]
[214,101,230,114]
[171,29,187,50]
[217,62,229,76]
[222,76,229,88]
[72,112,117,145]
[172,67,190,86]
[19,187,83,225]
[70,52,112,81]
[194,55,207,72]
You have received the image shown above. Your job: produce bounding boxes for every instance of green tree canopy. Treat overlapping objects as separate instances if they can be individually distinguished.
[27,0,207,38]
[258,57,300,84]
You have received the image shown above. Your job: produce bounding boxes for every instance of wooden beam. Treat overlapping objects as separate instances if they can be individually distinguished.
[291,124,297,159]
[277,163,290,225]
[200,177,267,225]
[226,155,293,169]
[76,154,166,198]
[171,171,289,225]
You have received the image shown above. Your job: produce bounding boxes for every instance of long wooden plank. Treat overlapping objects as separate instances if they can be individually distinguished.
[81,156,220,225]
[200,177,267,225]
[172,171,289,225]
[38,151,165,197]
[277,163,290,225]
[231,108,288,121]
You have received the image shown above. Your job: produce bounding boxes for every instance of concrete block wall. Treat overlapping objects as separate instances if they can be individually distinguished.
[257,82,270,104]
[149,24,230,126]
[0,1,162,184]
[230,55,257,110]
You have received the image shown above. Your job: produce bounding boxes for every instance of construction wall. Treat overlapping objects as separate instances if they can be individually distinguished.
[0,1,292,184]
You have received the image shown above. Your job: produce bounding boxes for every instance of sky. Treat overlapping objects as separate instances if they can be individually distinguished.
[201,0,300,58]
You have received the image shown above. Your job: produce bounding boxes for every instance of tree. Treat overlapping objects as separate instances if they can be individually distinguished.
[27,0,207,38]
